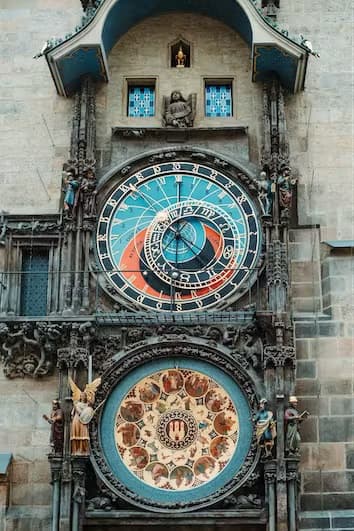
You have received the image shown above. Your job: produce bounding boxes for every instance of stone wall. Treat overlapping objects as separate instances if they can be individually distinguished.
[0,0,353,526]
[0,0,80,214]
[0,369,55,528]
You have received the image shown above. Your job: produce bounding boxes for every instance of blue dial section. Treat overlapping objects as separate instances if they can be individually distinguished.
[97,162,262,312]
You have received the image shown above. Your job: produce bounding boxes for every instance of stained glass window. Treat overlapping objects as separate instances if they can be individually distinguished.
[205,83,233,117]
[20,249,49,316]
[128,86,155,117]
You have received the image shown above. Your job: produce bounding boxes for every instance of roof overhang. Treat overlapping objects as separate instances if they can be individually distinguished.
[46,0,309,96]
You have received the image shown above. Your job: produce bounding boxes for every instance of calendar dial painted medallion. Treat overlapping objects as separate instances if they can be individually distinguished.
[97,162,262,312]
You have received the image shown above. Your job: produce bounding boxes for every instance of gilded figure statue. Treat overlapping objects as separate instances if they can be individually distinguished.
[69,376,101,456]
[175,45,187,67]
[255,398,276,458]
[162,91,196,128]
[284,396,309,456]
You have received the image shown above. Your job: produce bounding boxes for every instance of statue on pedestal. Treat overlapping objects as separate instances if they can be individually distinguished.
[80,168,97,218]
[43,399,64,455]
[63,171,79,214]
[69,377,101,456]
[255,398,276,458]
[285,396,309,456]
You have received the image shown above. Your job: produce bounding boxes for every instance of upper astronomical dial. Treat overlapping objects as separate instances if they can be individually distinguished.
[97,161,262,312]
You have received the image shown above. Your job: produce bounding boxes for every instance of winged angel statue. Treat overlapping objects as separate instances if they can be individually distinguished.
[162,91,196,128]
[69,377,101,455]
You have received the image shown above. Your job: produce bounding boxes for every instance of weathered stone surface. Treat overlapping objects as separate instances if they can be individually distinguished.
[330,398,354,416]
[296,379,321,396]
[346,445,354,470]
[319,417,354,443]
[321,471,354,493]
[297,360,317,379]
[302,471,322,492]
[301,417,319,444]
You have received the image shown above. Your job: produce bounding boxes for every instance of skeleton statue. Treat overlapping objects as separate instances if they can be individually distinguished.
[80,169,97,218]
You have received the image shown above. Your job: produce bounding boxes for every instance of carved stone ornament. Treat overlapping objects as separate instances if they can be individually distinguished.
[90,321,265,374]
[0,322,67,378]
[162,91,196,128]
[264,345,296,369]
[90,339,261,512]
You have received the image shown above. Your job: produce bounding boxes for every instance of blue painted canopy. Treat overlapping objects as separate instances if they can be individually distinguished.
[46,0,309,96]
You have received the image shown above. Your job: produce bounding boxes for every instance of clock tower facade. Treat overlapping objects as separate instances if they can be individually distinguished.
[0,2,353,531]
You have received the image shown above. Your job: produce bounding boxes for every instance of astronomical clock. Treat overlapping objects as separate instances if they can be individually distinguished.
[96,159,263,312]
[90,150,266,514]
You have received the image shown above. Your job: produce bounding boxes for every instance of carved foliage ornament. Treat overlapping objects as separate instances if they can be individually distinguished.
[90,341,260,512]
[91,322,265,374]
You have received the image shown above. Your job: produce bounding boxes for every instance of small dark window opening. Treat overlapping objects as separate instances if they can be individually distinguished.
[20,249,49,316]
[171,40,190,68]
[262,0,279,7]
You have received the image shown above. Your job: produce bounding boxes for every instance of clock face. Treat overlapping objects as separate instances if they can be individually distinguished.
[97,161,262,312]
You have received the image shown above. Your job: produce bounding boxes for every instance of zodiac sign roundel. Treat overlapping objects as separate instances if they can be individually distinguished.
[99,358,254,509]
[96,161,262,312]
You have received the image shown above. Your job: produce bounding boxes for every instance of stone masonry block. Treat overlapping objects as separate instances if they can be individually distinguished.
[321,471,354,493]
[319,417,354,443]
[296,339,310,360]
[300,397,329,417]
[296,378,321,396]
[11,462,29,484]
[320,380,353,396]
[301,417,318,443]
[297,360,317,379]
[318,358,354,380]
[302,470,322,492]
[346,445,354,469]
[330,397,354,416]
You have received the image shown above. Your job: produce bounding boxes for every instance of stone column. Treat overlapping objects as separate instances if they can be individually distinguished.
[71,457,89,531]
[49,456,62,531]
[264,460,277,531]
[287,458,300,531]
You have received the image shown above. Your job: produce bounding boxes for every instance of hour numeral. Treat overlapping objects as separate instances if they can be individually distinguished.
[99,216,110,223]
[97,234,107,241]
[173,163,181,171]
[237,194,247,204]
[153,166,162,175]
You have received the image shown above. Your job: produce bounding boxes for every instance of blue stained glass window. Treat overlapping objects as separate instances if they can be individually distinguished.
[205,83,232,117]
[128,86,155,117]
[20,250,49,316]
